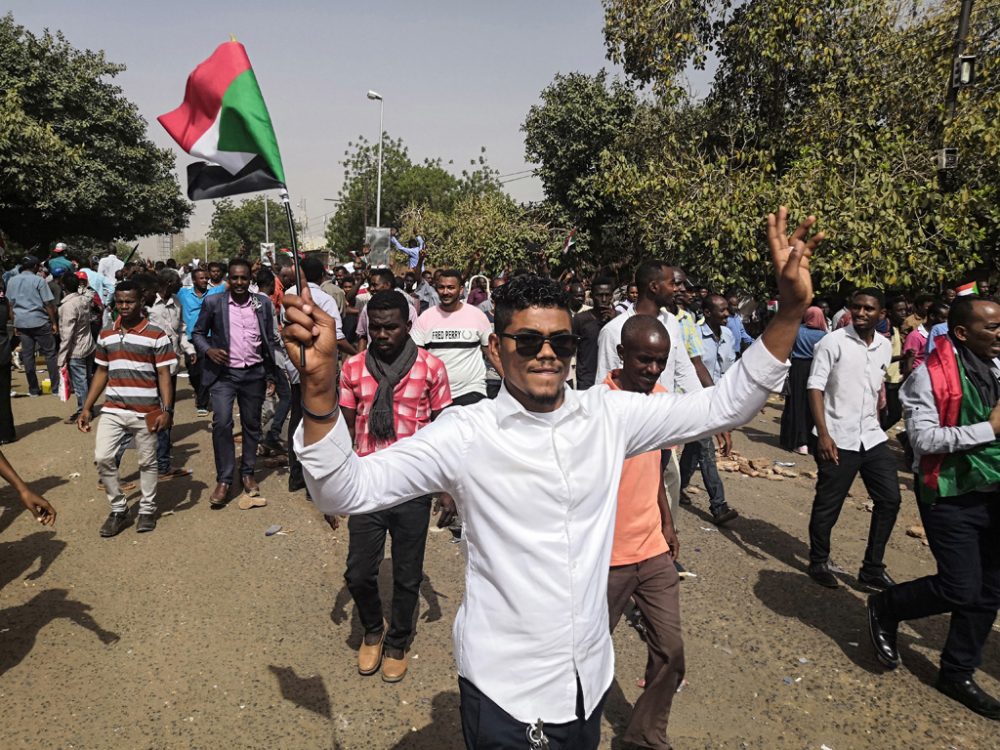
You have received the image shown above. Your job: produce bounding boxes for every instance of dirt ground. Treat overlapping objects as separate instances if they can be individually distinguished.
[1,371,998,750]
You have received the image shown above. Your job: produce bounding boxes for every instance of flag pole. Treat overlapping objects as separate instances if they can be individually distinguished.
[278,187,306,367]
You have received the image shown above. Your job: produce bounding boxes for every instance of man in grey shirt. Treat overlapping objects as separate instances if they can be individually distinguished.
[6,256,59,397]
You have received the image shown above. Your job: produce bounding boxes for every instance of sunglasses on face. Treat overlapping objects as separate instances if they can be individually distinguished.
[501,332,581,358]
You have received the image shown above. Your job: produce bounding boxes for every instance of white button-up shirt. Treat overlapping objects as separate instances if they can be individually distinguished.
[294,341,788,723]
[807,325,891,451]
[595,307,702,393]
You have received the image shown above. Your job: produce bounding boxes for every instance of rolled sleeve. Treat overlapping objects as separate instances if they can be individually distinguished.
[806,337,834,390]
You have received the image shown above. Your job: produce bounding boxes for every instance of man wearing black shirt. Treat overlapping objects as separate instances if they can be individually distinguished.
[573,276,618,389]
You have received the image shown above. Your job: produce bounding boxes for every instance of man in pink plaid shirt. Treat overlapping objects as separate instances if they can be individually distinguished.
[337,291,451,684]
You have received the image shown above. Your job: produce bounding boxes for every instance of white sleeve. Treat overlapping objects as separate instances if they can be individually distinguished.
[623,340,789,457]
[670,333,702,393]
[806,336,835,390]
[901,364,996,458]
[595,322,621,385]
[293,409,468,515]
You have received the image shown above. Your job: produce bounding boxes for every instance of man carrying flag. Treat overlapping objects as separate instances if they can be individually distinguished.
[867,295,1000,720]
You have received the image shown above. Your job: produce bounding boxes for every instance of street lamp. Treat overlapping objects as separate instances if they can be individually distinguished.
[367,89,384,228]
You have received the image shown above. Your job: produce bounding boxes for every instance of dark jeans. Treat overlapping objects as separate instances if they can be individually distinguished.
[19,325,58,395]
[266,368,292,444]
[186,352,209,410]
[344,496,432,651]
[679,437,726,512]
[156,373,177,473]
[287,383,303,490]
[608,553,684,750]
[880,490,1000,680]
[0,364,14,442]
[209,364,265,484]
[68,357,94,412]
[808,441,901,572]
[459,675,607,750]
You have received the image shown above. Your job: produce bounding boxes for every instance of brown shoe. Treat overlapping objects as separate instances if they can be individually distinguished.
[358,623,387,676]
[242,476,260,497]
[209,483,231,509]
[381,648,409,683]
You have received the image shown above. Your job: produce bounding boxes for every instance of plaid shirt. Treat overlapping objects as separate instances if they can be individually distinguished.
[339,348,452,456]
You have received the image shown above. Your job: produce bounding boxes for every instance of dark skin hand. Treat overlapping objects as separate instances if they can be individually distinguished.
[0,451,56,525]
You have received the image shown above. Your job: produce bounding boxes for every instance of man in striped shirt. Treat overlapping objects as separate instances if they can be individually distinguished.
[78,280,176,537]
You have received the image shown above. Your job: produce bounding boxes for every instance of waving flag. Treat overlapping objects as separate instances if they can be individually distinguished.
[158,41,285,200]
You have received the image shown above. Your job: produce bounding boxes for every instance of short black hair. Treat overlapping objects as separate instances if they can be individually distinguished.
[228,257,252,275]
[302,255,325,284]
[191,266,208,278]
[634,260,669,297]
[592,275,615,289]
[852,287,885,309]
[929,298,951,318]
[207,261,225,272]
[166,258,178,268]
[333,265,347,275]
[370,268,395,286]
[255,267,275,290]
[114,280,140,297]
[949,295,990,332]
[492,274,570,334]
[366,290,409,321]
[61,272,81,293]
[438,268,463,284]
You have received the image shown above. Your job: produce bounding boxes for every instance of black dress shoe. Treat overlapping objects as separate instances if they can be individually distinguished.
[867,595,900,669]
[711,505,739,526]
[100,512,129,538]
[136,513,157,533]
[935,676,1000,720]
[288,478,307,493]
[858,569,897,590]
[807,563,840,588]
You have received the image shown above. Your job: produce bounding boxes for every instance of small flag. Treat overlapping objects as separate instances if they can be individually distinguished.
[562,228,577,255]
[158,41,285,200]
[954,281,979,297]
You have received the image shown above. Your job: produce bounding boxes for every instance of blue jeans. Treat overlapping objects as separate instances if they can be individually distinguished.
[679,437,727,513]
[266,369,291,444]
[68,357,94,411]
[19,325,59,395]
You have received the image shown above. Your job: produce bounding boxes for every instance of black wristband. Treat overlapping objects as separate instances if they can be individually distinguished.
[301,400,339,421]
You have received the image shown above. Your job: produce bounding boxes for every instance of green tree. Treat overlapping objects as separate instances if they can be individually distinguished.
[323,134,500,253]
[208,196,294,256]
[0,14,192,251]
[596,0,1000,293]
[522,70,639,264]
[172,239,222,266]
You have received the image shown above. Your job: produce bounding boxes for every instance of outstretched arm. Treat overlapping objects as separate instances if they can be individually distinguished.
[0,451,55,525]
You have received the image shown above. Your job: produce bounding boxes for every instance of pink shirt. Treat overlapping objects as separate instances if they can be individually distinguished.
[228,296,262,367]
[904,326,928,371]
[339,348,452,456]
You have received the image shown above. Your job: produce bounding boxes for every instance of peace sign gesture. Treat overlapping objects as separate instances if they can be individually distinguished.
[766,206,824,311]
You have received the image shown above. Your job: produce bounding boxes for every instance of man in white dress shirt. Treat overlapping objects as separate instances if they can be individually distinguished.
[282,209,824,749]
[806,288,900,591]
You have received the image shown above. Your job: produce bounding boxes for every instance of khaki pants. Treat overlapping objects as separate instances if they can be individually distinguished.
[663,449,681,524]
[608,553,685,750]
[95,410,158,514]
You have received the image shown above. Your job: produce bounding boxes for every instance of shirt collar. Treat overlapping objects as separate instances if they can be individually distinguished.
[844,324,881,350]
[114,317,149,335]
[493,380,589,427]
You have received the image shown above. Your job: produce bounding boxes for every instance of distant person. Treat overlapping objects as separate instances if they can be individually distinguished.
[6,255,59,397]
[57,272,97,424]
[97,248,124,283]
[46,243,74,276]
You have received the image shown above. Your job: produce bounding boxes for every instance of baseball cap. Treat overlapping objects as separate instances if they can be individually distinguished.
[54,243,67,252]
[22,255,39,267]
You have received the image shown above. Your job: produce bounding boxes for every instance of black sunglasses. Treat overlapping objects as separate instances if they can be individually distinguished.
[501,332,581,358]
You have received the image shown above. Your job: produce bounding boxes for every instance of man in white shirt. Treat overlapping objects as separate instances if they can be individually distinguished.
[97,248,124,283]
[807,288,900,591]
[282,208,823,749]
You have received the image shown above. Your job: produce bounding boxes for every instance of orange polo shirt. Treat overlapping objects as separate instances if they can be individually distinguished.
[605,373,671,566]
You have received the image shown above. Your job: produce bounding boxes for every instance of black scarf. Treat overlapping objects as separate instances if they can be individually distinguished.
[950,331,1000,408]
[365,337,419,443]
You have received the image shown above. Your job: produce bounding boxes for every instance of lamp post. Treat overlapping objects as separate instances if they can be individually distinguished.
[366,90,384,228]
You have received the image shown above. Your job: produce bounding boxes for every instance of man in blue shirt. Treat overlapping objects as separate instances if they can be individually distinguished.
[390,230,425,271]
[6,256,59,397]
[725,288,756,352]
[177,266,216,415]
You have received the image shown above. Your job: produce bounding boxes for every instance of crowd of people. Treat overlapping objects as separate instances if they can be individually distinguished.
[1,212,999,747]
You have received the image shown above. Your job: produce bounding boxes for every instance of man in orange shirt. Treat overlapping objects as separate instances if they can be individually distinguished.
[605,315,683,750]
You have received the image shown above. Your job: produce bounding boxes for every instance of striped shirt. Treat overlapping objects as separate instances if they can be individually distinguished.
[94,318,176,415]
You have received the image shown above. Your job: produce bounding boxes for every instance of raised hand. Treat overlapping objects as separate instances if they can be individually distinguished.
[766,206,824,313]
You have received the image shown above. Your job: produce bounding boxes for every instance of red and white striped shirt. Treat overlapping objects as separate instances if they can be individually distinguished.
[94,318,176,415]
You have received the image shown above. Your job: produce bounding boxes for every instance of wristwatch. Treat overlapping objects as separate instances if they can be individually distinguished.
[163,406,174,414]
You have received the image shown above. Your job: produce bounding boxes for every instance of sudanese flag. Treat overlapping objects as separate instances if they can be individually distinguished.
[158,41,285,200]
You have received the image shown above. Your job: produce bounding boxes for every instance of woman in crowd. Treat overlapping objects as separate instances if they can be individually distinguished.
[779,305,828,454]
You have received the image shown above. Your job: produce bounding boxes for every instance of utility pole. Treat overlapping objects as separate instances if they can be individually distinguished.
[945,0,975,124]
[938,0,974,184]
[264,194,269,244]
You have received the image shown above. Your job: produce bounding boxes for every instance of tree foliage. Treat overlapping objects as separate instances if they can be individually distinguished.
[323,134,501,253]
[0,13,192,251]
[172,239,222,266]
[589,0,1000,293]
[208,196,295,256]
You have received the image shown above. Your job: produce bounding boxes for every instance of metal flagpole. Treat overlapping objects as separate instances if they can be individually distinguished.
[279,188,306,367]
[264,194,269,244]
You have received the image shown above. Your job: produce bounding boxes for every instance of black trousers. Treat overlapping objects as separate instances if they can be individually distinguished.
[186,352,209,410]
[209,364,265,484]
[880,381,903,431]
[344,496,432,651]
[880,490,1000,680]
[0,364,14,442]
[459,675,607,750]
[808,441,901,572]
[287,383,303,490]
